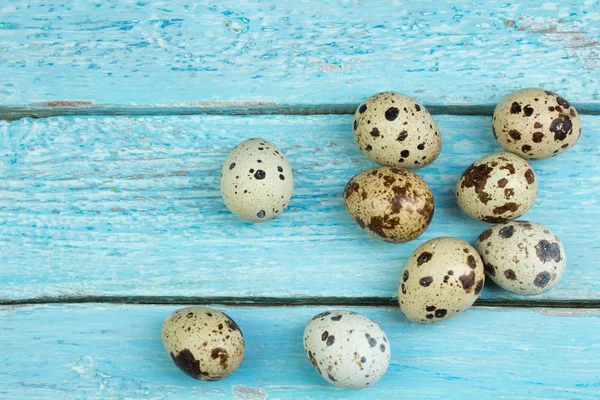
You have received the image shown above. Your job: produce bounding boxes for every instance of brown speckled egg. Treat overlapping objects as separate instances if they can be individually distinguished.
[161,307,245,381]
[456,152,537,223]
[344,166,434,242]
[221,138,293,222]
[475,221,566,296]
[303,310,390,389]
[353,92,442,169]
[492,88,581,159]
[398,237,485,324]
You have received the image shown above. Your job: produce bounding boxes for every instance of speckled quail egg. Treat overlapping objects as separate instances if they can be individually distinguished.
[398,237,485,324]
[475,221,566,296]
[493,88,582,159]
[344,166,434,242]
[303,310,390,389]
[456,152,537,223]
[353,92,442,169]
[220,138,293,222]
[162,307,245,381]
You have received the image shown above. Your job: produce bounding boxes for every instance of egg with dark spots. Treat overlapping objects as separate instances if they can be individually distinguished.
[475,221,566,295]
[161,307,245,381]
[303,310,390,389]
[344,166,434,242]
[456,152,537,223]
[398,237,485,324]
[220,138,293,222]
[353,92,442,169]
[493,88,581,159]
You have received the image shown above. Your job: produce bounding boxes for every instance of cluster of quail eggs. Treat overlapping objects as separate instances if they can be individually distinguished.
[349,88,573,325]
[160,88,577,389]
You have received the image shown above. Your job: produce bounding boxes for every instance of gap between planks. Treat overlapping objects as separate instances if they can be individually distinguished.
[2,296,599,309]
[1,103,600,121]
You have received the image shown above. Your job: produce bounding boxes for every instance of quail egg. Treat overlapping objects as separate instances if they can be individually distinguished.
[456,152,537,223]
[344,166,434,242]
[221,138,293,222]
[354,92,442,169]
[162,307,245,381]
[475,221,566,295]
[303,310,390,389]
[493,88,581,159]
[398,237,485,324]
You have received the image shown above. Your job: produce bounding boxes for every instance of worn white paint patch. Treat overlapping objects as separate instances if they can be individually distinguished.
[511,15,600,69]
[542,3,558,10]
[71,356,97,380]
[533,308,600,317]
[232,385,268,400]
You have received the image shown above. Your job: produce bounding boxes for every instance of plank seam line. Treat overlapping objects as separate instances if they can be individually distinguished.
[1,104,599,120]
[1,297,599,309]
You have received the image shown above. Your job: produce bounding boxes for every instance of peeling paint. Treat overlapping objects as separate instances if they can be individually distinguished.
[232,385,268,400]
[38,101,94,108]
[510,15,599,69]
[533,308,600,317]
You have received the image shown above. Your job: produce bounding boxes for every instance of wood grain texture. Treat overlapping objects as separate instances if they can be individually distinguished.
[1,304,599,399]
[1,114,598,302]
[0,0,599,110]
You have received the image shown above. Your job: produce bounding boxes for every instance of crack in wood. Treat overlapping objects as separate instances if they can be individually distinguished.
[1,296,599,309]
[1,103,599,121]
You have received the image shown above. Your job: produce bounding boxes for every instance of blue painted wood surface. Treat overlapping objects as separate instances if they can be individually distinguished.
[1,1,599,398]
[0,0,598,110]
[1,115,598,302]
[1,304,599,399]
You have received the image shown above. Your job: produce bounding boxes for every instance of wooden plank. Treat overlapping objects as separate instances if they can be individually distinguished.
[0,0,599,110]
[0,304,598,399]
[0,114,597,302]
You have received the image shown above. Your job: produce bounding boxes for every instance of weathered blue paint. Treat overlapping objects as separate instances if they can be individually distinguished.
[1,115,597,301]
[0,1,598,109]
[0,304,598,399]
[1,2,598,397]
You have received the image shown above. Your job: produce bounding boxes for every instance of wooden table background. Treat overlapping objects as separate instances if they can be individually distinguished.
[1,1,599,398]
